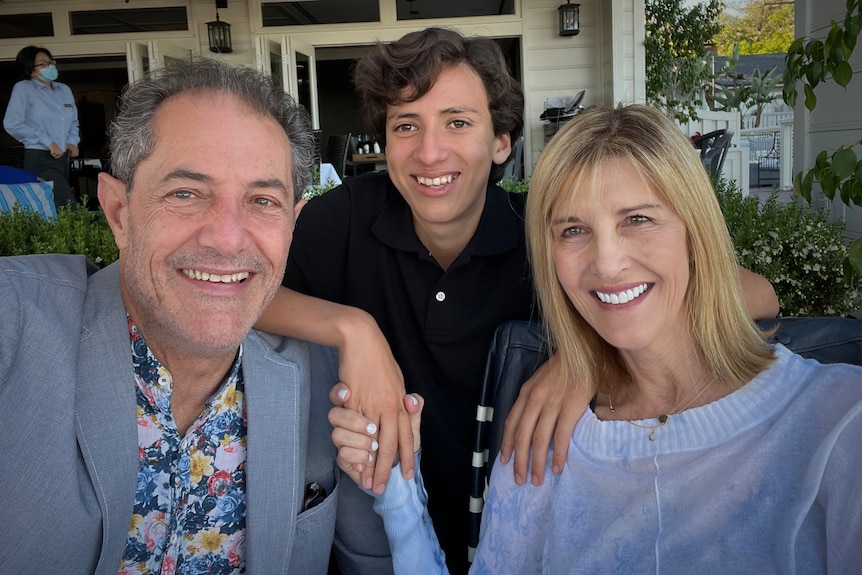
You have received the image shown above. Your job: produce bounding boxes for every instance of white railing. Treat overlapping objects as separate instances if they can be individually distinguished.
[742,111,793,130]
[740,120,794,190]
[740,99,793,130]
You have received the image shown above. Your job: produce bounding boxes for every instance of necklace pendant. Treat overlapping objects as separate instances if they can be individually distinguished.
[658,414,669,425]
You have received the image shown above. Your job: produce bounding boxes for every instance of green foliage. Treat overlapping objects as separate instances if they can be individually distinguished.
[795,142,862,207]
[302,164,340,200]
[712,43,779,127]
[0,199,118,267]
[713,44,752,121]
[645,0,722,123]
[498,177,529,194]
[747,66,781,127]
[716,179,860,316]
[303,177,339,201]
[714,0,795,55]
[782,1,861,109]
[782,0,862,275]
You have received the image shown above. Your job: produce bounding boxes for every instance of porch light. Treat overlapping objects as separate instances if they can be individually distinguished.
[207,2,232,53]
[558,1,580,36]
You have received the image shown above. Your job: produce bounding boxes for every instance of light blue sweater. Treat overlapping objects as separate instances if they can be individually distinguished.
[374,345,862,574]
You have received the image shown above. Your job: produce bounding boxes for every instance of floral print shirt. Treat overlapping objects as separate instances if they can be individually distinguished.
[119,318,248,575]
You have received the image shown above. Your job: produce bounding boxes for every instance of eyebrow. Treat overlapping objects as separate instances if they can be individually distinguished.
[387,106,482,122]
[551,203,662,225]
[161,169,289,195]
[619,202,661,214]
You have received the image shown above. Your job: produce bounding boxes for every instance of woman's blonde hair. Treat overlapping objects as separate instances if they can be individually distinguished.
[525,104,774,395]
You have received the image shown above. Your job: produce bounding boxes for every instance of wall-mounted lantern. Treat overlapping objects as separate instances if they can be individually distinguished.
[558,1,580,36]
[207,1,232,53]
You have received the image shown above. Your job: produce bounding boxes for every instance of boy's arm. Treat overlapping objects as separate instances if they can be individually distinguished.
[255,286,414,490]
[738,266,779,319]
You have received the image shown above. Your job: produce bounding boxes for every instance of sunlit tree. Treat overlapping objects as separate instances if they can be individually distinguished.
[645,0,722,122]
[714,0,795,55]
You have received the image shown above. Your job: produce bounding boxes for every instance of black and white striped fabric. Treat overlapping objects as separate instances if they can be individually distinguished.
[468,321,549,561]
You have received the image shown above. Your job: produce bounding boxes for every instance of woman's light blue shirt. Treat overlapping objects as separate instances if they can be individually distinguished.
[3,79,80,151]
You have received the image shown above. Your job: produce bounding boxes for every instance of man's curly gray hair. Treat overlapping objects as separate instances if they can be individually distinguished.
[109,58,313,202]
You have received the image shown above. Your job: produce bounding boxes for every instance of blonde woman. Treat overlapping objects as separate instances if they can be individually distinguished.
[332,104,862,574]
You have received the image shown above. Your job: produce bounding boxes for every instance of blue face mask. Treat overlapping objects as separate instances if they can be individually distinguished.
[39,65,58,82]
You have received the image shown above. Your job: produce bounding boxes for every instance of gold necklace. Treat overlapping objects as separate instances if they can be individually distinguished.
[608,376,713,441]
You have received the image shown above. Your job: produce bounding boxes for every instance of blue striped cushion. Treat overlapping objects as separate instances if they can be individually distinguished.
[0,182,57,219]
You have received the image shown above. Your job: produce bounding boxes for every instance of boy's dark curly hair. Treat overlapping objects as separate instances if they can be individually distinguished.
[353,28,524,182]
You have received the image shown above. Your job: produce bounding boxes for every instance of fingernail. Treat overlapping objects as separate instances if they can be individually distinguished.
[552,464,562,474]
[366,423,377,435]
[532,474,540,486]
[363,477,372,490]
[371,440,379,452]
[337,389,348,400]
[514,473,524,485]
[368,453,374,463]
[408,394,418,406]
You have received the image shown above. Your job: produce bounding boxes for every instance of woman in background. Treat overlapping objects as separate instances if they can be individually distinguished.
[4,45,79,208]
[332,104,862,574]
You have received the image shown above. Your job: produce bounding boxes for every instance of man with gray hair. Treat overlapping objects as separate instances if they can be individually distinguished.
[0,59,386,574]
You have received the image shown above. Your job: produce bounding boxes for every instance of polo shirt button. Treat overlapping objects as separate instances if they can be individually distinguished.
[435,291,446,302]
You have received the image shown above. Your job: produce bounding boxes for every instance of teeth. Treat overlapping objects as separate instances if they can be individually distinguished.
[417,174,454,187]
[182,269,249,283]
[595,283,648,305]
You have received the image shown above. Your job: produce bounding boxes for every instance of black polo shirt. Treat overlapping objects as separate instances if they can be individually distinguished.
[284,171,536,573]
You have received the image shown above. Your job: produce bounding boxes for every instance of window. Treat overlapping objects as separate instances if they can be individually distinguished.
[0,13,54,39]
[262,1,379,26]
[396,0,515,20]
[70,7,188,35]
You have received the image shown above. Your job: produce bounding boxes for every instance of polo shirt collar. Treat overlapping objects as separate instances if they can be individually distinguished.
[372,179,522,259]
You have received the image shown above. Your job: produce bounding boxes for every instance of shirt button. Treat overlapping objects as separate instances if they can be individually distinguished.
[435,291,446,302]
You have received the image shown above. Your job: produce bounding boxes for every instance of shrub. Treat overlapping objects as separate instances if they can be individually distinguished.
[302,164,340,200]
[0,198,118,267]
[498,177,529,194]
[303,178,339,201]
[715,179,860,316]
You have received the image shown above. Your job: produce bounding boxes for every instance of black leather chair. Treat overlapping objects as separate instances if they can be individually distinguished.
[500,136,524,182]
[324,132,351,179]
[466,315,862,556]
[692,129,734,180]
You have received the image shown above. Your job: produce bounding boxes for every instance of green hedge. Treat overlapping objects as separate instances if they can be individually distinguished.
[0,198,117,267]
[716,180,859,316]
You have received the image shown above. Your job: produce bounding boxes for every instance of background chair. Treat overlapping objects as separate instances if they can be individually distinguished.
[499,135,525,182]
[693,129,734,180]
[324,132,351,179]
[756,134,781,187]
[311,129,323,166]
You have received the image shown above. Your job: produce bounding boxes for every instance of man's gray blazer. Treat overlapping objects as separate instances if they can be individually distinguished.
[0,254,388,574]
